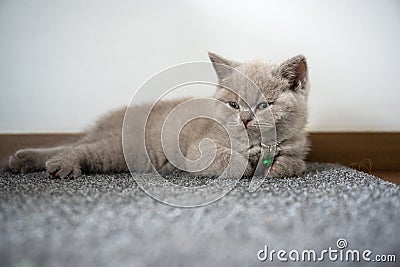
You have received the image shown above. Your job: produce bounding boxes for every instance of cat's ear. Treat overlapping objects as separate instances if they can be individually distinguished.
[208,52,240,80]
[275,55,308,91]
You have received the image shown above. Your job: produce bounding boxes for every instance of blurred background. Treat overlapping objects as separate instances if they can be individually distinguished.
[1,0,399,133]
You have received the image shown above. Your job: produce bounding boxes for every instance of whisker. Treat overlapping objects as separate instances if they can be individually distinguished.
[253,123,274,127]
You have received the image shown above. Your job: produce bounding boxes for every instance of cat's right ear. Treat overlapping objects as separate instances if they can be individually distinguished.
[208,52,240,80]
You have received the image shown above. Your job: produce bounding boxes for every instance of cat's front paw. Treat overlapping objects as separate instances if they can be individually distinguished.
[9,149,45,173]
[267,156,305,178]
[46,157,82,179]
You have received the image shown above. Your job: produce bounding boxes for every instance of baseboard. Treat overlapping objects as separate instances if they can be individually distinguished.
[306,132,399,172]
[0,132,399,171]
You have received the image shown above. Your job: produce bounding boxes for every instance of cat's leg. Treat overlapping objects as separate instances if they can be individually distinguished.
[9,146,72,173]
[45,138,127,178]
[267,155,306,178]
[185,143,251,179]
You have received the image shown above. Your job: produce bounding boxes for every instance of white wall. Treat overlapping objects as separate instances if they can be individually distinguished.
[1,0,399,133]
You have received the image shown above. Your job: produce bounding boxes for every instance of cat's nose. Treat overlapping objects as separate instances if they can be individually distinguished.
[241,119,251,127]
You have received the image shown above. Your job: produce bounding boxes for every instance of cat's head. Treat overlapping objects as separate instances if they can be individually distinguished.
[209,52,309,142]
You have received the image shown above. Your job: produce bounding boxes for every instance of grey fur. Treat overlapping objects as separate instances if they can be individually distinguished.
[7,53,310,179]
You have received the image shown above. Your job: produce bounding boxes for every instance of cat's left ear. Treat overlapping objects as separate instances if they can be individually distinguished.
[208,52,241,80]
[275,55,308,91]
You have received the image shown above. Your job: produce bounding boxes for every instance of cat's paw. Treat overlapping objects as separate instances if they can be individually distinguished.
[46,157,82,179]
[8,149,45,173]
[267,156,305,178]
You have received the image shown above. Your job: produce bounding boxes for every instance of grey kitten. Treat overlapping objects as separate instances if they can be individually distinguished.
[7,52,310,179]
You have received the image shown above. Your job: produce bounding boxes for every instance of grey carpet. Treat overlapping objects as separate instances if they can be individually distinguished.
[0,163,399,267]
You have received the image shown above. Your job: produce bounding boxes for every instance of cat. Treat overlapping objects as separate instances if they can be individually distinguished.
[5,52,310,179]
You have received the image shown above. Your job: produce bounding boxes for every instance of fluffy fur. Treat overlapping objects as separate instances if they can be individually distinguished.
[6,53,310,179]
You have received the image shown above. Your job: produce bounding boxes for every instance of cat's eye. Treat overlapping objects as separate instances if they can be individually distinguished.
[228,101,239,109]
[258,102,268,110]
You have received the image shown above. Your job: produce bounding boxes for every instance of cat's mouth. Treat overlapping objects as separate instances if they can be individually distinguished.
[227,121,273,131]
[248,122,274,130]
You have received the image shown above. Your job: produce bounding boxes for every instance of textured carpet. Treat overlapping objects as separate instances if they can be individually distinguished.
[0,163,399,267]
